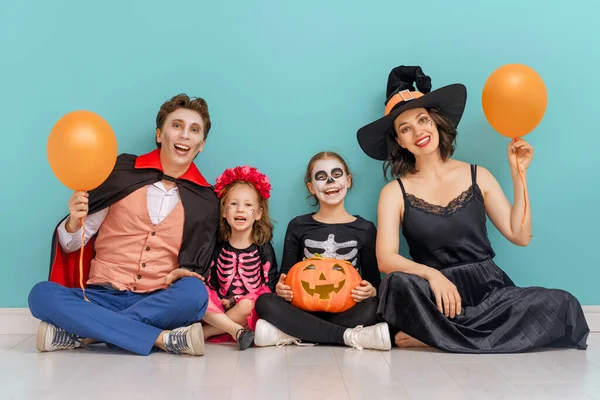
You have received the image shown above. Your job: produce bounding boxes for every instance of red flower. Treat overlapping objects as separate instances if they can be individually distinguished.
[214,165,272,199]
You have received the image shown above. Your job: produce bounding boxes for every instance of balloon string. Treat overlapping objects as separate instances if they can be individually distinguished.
[514,139,533,239]
[79,217,89,302]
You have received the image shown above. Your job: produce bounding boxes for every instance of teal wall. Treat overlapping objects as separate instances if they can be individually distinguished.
[1,1,598,307]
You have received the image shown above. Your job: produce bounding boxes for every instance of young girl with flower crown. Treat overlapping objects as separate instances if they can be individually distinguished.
[201,165,279,350]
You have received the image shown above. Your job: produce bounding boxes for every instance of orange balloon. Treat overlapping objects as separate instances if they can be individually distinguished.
[47,110,118,191]
[482,64,547,138]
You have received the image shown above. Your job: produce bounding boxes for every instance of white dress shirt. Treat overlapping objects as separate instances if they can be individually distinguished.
[57,182,181,253]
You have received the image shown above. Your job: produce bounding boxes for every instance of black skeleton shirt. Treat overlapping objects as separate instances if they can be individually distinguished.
[280,213,381,290]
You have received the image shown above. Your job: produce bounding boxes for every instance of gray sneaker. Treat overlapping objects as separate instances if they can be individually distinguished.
[36,321,80,352]
[164,322,205,356]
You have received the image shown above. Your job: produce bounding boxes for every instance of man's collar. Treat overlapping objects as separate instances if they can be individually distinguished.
[134,149,211,187]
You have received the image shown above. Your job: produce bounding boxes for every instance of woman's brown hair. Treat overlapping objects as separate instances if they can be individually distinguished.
[383,108,457,178]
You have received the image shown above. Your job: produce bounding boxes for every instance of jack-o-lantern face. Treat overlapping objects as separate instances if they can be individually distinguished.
[285,256,362,313]
[300,263,346,299]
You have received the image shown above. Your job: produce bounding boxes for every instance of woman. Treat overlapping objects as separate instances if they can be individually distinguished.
[356,65,589,353]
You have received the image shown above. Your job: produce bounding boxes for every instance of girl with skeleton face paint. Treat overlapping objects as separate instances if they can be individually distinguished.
[253,152,391,351]
[309,159,350,207]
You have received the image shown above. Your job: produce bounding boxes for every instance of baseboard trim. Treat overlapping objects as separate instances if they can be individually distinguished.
[2,307,600,335]
[0,308,40,334]
[583,306,600,333]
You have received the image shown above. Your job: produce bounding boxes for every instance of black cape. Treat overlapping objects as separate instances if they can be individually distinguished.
[48,149,220,288]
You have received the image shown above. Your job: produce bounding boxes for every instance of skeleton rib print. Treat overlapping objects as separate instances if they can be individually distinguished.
[216,247,270,297]
[303,233,358,266]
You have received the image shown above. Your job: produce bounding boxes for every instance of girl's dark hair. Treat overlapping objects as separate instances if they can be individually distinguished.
[304,151,352,206]
[383,108,457,178]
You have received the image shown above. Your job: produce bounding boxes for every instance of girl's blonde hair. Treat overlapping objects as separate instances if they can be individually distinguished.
[218,181,273,246]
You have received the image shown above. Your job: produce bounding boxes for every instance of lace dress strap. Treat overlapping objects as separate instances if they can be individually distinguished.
[470,164,477,184]
[396,178,409,206]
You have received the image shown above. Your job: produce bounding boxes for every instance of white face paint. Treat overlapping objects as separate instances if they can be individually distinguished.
[310,159,349,206]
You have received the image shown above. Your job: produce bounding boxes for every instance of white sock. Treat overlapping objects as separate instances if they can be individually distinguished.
[343,328,353,346]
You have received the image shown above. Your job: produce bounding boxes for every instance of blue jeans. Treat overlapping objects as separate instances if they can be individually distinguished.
[28,277,208,355]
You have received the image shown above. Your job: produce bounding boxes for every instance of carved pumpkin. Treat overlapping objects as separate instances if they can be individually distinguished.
[285,255,362,313]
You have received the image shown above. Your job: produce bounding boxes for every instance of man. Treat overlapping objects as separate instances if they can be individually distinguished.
[28,94,220,356]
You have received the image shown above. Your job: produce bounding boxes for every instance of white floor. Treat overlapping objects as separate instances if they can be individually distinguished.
[1,334,600,400]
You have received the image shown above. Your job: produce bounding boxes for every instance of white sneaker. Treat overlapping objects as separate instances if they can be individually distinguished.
[254,319,304,347]
[36,321,81,352]
[164,322,205,356]
[344,322,391,351]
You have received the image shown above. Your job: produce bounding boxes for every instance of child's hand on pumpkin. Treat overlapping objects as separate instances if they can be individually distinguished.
[276,274,294,301]
[351,280,376,302]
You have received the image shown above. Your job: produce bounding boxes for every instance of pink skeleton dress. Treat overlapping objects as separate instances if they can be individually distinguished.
[205,241,279,338]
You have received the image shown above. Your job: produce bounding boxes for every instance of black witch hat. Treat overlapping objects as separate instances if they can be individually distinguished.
[357,66,467,161]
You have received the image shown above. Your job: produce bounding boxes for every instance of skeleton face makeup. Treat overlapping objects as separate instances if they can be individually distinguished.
[309,159,350,206]
[222,184,262,233]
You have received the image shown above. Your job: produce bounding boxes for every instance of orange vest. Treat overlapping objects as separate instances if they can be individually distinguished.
[87,186,184,292]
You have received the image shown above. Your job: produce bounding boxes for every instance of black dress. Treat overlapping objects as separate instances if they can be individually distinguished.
[377,164,589,353]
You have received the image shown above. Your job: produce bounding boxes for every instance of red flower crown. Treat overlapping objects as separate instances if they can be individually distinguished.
[214,165,272,199]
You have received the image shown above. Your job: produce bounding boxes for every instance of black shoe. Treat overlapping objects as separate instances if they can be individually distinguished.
[235,328,255,351]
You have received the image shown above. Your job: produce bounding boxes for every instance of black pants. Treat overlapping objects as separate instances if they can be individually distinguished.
[255,294,381,345]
